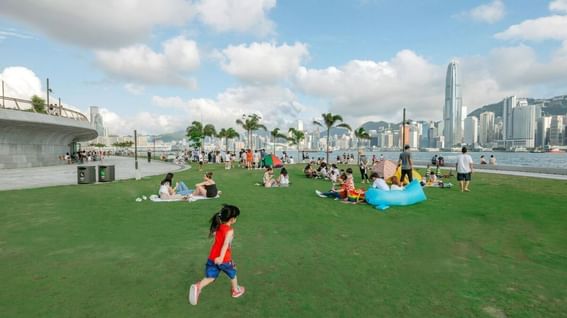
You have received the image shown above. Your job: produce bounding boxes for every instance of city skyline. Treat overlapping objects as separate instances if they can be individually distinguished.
[1,0,567,135]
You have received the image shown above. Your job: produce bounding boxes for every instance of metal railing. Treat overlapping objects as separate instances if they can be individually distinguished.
[0,96,89,122]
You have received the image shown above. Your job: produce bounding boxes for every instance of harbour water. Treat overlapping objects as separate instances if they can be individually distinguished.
[282,150,567,169]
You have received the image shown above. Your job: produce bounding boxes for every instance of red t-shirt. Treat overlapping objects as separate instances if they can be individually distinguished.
[208,224,233,263]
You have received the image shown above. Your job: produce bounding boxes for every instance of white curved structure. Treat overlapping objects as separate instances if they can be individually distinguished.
[0,108,97,168]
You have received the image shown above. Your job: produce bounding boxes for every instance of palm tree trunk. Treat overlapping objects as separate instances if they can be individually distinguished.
[273,136,276,154]
[326,130,330,164]
[357,139,360,165]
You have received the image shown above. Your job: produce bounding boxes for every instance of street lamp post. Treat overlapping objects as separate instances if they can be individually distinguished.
[402,107,406,150]
[134,130,140,180]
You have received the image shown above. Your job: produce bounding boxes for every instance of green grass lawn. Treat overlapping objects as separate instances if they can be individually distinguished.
[1,164,566,317]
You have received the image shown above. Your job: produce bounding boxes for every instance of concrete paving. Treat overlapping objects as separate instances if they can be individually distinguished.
[414,163,567,180]
[0,156,189,191]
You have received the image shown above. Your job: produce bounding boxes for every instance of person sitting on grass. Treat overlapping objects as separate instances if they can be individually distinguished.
[193,172,219,198]
[189,204,245,306]
[276,167,289,187]
[159,173,190,200]
[263,167,277,188]
[315,173,353,200]
[390,176,404,191]
[304,163,316,178]
[317,162,328,179]
[345,168,355,187]
[369,172,389,191]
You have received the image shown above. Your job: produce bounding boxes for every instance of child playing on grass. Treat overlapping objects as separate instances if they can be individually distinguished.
[189,205,245,305]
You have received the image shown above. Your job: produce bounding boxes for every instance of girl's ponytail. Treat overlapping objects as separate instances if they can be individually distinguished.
[209,212,222,237]
[208,204,241,237]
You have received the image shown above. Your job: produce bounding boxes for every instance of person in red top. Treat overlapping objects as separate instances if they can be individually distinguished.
[189,205,245,305]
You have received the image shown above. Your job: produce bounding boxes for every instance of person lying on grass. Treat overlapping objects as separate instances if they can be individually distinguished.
[189,205,245,306]
[193,172,219,198]
[315,173,353,200]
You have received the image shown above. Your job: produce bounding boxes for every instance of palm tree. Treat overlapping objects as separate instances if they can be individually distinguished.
[186,121,216,152]
[270,128,287,154]
[313,113,352,164]
[288,128,305,163]
[218,128,240,153]
[235,114,267,151]
[354,126,371,163]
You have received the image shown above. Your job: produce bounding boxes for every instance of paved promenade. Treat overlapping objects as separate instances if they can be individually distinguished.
[0,156,188,191]
[413,160,567,180]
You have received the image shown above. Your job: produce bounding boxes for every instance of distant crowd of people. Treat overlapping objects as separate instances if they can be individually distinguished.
[60,150,108,164]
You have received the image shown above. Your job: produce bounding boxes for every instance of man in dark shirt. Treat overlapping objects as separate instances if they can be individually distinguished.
[398,145,413,183]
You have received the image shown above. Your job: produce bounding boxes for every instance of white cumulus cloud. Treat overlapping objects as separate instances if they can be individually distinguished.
[95,36,200,88]
[0,0,194,48]
[152,85,307,131]
[0,66,42,99]
[99,108,187,136]
[197,0,276,36]
[495,15,567,41]
[463,0,505,24]
[550,0,567,13]
[295,50,444,123]
[220,42,309,83]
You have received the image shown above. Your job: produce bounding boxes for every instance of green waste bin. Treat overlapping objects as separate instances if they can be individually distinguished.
[98,165,115,182]
[77,166,96,184]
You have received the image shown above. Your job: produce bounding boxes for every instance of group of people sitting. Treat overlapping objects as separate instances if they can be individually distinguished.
[314,167,407,201]
[262,167,289,188]
[158,172,220,201]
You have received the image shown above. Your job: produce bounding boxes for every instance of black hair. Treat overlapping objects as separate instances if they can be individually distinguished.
[370,172,379,179]
[346,167,353,174]
[404,145,410,150]
[161,172,174,185]
[462,146,468,153]
[281,167,288,176]
[209,204,240,237]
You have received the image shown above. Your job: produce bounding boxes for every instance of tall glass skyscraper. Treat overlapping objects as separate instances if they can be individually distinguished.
[443,61,463,147]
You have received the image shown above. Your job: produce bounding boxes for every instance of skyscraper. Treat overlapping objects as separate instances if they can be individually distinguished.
[443,61,463,147]
[512,104,537,148]
[463,116,478,146]
[89,106,106,137]
[479,111,495,146]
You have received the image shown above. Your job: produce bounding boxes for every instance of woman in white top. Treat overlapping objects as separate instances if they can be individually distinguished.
[277,168,290,187]
[390,176,404,191]
[159,173,188,200]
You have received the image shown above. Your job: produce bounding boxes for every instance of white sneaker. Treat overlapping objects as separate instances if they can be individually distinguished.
[315,190,326,198]
[189,283,200,305]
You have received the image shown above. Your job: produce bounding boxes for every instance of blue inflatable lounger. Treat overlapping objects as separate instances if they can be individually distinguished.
[365,180,427,210]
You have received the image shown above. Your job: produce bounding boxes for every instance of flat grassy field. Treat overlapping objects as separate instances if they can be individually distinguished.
[1,164,566,317]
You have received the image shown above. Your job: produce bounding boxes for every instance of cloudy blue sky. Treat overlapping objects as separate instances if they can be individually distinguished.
[1,0,566,135]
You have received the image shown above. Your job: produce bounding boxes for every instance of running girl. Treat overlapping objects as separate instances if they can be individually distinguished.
[189,205,245,305]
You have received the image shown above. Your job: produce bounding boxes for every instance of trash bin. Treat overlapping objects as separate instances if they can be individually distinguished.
[77,166,96,184]
[98,165,115,182]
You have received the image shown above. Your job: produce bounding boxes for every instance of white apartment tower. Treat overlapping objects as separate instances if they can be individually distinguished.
[463,116,478,147]
[479,111,495,146]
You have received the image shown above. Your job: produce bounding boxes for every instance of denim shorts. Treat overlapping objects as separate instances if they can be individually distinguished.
[205,259,237,279]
